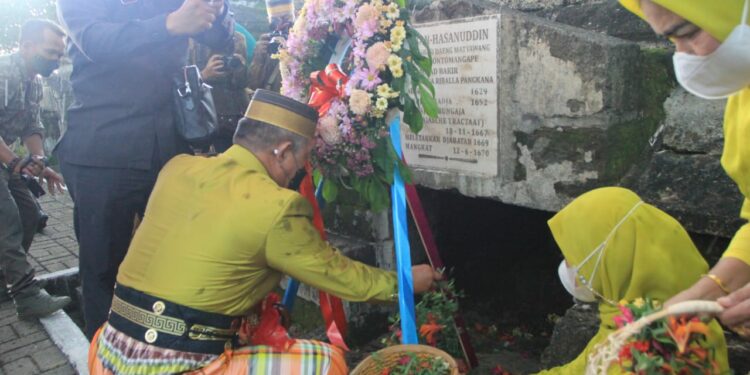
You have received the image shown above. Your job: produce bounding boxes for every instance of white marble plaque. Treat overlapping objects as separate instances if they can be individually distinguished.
[402,17,499,176]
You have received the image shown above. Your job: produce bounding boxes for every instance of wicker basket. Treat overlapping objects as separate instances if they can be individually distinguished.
[351,344,459,375]
[585,300,724,375]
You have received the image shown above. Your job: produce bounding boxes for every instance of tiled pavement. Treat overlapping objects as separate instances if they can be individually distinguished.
[0,194,79,375]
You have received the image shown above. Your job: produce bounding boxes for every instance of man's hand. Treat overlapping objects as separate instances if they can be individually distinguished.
[166,0,223,36]
[201,55,228,80]
[39,167,65,195]
[412,265,443,294]
[13,155,45,177]
[718,282,750,328]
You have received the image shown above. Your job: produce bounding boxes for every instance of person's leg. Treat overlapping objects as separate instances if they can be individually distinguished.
[194,340,348,375]
[0,171,37,296]
[0,170,70,317]
[61,162,155,339]
[8,176,41,252]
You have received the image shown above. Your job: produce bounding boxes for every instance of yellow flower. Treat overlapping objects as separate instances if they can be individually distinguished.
[391,26,406,42]
[372,107,385,118]
[387,54,402,70]
[391,66,404,78]
[396,20,405,27]
[376,97,388,111]
[377,84,399,99]
[380,19,393,29]
[633,298,645,308]
[391,40,402,52]
[386,3,400,19]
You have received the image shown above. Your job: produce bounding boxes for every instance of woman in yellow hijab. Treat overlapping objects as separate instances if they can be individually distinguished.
[619,0,750,334]
[535,187,729,374]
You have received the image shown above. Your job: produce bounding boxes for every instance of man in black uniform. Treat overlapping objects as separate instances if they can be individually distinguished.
[0,19,70,319]
[56,0,234,338]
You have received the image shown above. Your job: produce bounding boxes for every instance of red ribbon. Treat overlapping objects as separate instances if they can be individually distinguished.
[404,177,479,368]
[299,164,350,350]
[308,64,349,117]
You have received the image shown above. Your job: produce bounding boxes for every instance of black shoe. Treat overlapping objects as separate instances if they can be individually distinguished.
[37,211,49,233]
[15,290,71,320]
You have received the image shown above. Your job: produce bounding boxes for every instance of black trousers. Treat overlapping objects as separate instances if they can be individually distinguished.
[60,161,157,339]
[0,170,40,297]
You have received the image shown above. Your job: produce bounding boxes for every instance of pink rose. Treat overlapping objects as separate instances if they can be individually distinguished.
[366,42,390,70]
[354,4,380,29]
[318,115,342,145]
[349,89,372,116]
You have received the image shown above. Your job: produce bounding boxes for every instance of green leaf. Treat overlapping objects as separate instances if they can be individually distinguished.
[369,180,389,212]
[407,34,424,62]
[419,84,439,119]
[398,160,413,184]
[322,179,338,202]
[407,60,435,96]
[312,169,323,188]
[395,0,406,8]
[392,76,405,93]
[403,96,424,133]
[415,55,432,77]
[413,28,434,70]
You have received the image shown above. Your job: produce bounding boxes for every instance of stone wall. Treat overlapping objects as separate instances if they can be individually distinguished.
[407,0,740,238]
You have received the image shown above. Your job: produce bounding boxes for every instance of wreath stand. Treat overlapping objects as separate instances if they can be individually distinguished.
[280,36,479,369]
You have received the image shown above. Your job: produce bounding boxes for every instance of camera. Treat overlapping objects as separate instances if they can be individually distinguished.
[219,55,242,71]
[268,30,286,55]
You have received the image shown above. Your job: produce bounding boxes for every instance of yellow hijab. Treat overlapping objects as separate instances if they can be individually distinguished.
[536,187,729,374]
[619,1,750,267]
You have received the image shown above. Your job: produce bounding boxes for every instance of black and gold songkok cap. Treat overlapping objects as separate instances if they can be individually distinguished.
[244,89,318,139]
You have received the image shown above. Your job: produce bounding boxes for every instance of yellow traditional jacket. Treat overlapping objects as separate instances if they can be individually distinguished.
[117,145,398,316]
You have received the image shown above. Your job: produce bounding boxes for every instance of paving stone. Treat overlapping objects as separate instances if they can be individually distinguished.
[1,357,39,375]
[0,332,48,354]
[38,364,76,375]
[0,339,54,363]
[11,320,43,337]
[31,345,68,371]
[0,326,17,345]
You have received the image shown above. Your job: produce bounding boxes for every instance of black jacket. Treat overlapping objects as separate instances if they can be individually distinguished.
[56,0,234,169]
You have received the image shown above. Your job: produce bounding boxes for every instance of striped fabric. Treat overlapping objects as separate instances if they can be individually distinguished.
[89,324,348,375]
[91,324,217,375]
[265,0,294,23]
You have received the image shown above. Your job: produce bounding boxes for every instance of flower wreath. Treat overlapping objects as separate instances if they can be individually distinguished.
[277,0,437,210]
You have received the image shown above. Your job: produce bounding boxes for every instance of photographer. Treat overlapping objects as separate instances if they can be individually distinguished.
[56,0,234,339]
[188,31,249,152]
[0,19,70,319]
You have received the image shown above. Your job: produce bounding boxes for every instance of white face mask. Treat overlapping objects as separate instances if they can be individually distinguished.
[558,260,596,302]
[557,201,644,305]
[673,0,750,100]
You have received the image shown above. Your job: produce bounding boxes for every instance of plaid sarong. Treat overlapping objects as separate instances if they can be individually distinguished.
[89,324,347,375]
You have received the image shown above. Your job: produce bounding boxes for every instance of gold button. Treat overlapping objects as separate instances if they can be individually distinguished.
[145,329,158,343]
[152,301,165,315]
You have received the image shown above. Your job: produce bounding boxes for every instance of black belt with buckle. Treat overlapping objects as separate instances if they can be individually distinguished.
[108,283,240,355]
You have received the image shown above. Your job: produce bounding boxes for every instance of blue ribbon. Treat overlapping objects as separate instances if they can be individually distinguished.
[389,115,418,344]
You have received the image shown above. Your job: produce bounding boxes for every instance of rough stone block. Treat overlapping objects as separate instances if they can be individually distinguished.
[662,87,726,155]
[633,151,743,237]
[411,11,644,213]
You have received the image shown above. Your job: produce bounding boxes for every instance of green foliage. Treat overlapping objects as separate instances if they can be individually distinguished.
[385,279,465,360]
[372,351,452,375]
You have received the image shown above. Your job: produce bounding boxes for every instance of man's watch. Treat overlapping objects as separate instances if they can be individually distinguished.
[4,157,21,174]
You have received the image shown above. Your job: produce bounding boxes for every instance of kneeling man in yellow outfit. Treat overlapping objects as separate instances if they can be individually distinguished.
[88,89,441,375]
